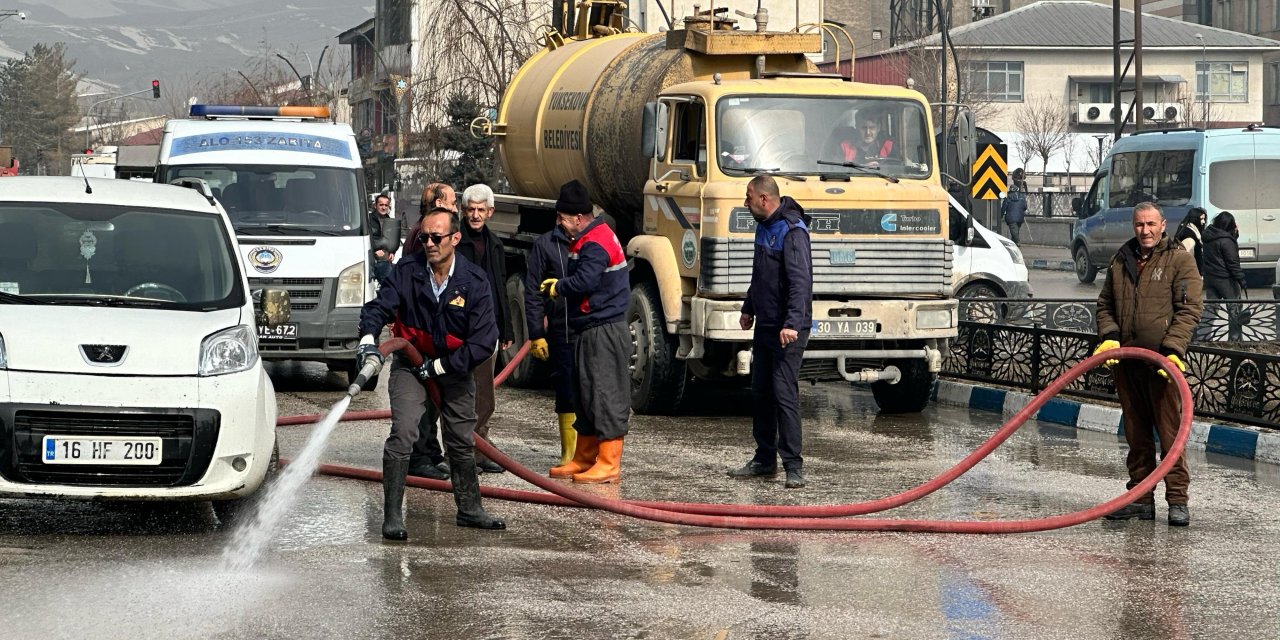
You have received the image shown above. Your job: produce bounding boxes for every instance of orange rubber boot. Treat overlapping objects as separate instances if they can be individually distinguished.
[573,437,622,484]
[550,434,598,478]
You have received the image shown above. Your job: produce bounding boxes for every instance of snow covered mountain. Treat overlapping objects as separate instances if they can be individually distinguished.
[0,1,373,91]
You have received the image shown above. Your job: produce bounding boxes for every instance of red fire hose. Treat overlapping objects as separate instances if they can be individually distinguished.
[284,342,1192,533]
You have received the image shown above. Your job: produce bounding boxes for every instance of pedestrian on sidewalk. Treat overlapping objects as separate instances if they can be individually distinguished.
[1094,202,1203,527]
[1000,188,1027,245]
[1173,207,1207,273]
[1202,211,1247,342]
[542,180,632,484]
[358,206,506,540]
[730,175,813,489]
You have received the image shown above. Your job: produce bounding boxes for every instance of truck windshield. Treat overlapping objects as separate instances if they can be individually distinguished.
[165,164,365,236]
[0,204,244,310]
[717,96,932,179]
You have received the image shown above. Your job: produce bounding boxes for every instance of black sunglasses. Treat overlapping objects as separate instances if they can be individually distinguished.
[417,231,454,246]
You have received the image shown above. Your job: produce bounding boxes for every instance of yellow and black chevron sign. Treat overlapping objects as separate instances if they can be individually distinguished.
[971,143,1008,200]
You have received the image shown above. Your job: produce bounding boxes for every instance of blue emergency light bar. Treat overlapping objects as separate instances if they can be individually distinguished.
[190,104,330,119]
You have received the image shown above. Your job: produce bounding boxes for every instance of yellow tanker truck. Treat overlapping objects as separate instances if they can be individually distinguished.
[477,3,963,415]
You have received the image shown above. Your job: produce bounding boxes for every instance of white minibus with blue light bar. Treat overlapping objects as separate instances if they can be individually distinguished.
[157,105,378,388]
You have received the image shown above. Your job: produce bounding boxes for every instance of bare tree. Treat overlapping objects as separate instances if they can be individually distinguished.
[1061,133,1077,190]
[888,44,1004,126]
[1012,95,1069,177]
[1171,85,1227,129]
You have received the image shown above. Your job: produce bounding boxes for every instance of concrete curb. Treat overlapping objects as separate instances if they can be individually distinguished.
[1027,258,1076,272]
[932,379,1280,466]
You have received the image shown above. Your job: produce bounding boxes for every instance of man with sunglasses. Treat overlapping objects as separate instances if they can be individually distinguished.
[358,206,506,540]
[542,180,631,484]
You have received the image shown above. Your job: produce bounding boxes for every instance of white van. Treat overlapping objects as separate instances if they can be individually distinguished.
[0,177,276,520]
[949,194,1032,299]
[156,105,377,388]
[1072,126,1280,284]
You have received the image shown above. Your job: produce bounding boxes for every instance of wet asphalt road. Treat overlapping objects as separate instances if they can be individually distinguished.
[4,363,1280,640]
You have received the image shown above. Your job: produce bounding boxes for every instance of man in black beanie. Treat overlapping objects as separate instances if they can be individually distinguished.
[542,180,632,484]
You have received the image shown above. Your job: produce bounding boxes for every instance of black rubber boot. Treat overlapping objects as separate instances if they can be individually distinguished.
[449,455,506,530]
[408,457,449,481]
[381,458,410,540]
[728,460,778,478]
[1168,504,1190,527]
[1104,502,1155,521]
[475,456,505,474]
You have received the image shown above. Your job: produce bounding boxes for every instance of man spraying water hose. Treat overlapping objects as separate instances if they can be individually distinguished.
[358,207,506,540]
[1095,202,1203,527]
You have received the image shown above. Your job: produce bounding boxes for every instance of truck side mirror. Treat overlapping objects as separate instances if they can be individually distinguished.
[1071,196,1082,214]
[641,102,669,160]
[954,110,976,171]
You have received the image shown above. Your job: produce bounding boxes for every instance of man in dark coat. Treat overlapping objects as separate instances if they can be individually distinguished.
[408,183,513,474]
[368,193,401,288]
[1000,189,1028,245]
[358,206,506,540]
[731,175,813,489]
[525,222,577,465]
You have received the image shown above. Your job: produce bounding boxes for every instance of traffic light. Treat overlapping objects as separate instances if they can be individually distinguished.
[152,79,160,99]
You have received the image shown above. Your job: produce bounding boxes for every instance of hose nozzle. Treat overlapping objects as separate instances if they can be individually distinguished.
[347,357,383,397]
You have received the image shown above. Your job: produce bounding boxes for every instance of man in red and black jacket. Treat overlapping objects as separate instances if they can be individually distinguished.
[540,180,631,484]
[358,206,505,540]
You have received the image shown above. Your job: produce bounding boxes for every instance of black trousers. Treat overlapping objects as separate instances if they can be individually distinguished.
[550,339,576,414]
[750,328,809,471]
[573,321,631,440]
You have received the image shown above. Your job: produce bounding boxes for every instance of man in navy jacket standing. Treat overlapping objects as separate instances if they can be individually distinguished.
[358,206,506,540]
[731,175,813,489]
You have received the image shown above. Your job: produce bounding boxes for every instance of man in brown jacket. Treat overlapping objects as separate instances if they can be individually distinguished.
[1094,202,1203,527]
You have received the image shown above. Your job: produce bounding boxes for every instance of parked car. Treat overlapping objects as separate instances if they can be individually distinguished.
[1071,126,1280,285]
[0,177,277,521]
[949,194,1033,299]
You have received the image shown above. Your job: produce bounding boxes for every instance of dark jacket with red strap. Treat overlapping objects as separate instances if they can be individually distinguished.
[358,251,498,376]
[556,215,630,332]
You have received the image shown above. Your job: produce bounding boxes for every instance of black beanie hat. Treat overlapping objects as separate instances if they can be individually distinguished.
[556,179,593,215]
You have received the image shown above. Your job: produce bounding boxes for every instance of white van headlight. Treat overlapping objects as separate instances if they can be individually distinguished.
[0,332,6,369]
[336,261,365,307]
[200,325,259,376]
[916,307,954,330]
[1000,238,1024,265]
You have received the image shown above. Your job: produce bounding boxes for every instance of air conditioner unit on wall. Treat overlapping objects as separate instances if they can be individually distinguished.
[1078,103,1121,124]
[1149,103,1182,122]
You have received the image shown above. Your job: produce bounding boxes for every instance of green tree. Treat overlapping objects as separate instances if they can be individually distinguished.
[0,43,81,175]
[439,92,495,188]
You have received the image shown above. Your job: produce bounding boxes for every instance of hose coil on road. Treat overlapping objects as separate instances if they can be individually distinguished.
[282,342,1192,533]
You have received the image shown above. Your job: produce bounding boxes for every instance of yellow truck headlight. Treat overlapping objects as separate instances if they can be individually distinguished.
[337,261,365,307]
[916,307,954,330]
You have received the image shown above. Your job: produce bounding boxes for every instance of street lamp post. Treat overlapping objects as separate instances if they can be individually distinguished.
[1093,134,1108,169]
[84,86,157,150]
[1195,33,1208,129]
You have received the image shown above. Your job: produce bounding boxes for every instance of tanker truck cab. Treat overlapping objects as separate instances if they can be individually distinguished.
[641,79,957,413]
[156,105,376,388]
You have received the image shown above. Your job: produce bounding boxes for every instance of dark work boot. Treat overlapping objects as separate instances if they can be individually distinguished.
[784,468,807,489]
[381,458,410,541]
[1168,504,1190,527]
[728,460,778,478]
[1104,502,1155,521]
[449,456,506,530]
[408,456,449,481]
[475,456,505,474]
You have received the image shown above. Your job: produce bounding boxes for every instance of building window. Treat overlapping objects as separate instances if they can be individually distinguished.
[1197,61,1248,102]
[1270,62,1280,105]
[1247,0,1259,32]
[1086,83,1112,103]
[1216,0,1232,29]
[967,61,1024,102]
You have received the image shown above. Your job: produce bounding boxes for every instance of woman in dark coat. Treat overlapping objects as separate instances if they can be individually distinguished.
[1201,211,1246,299]
[1174,207,1207,273]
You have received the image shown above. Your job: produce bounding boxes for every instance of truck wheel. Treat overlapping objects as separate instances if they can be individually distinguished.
[628,281,686,415]
[503,274,544,388]
[213,440,279,525]
[1074,245,1097,284]
[870,359,935,414]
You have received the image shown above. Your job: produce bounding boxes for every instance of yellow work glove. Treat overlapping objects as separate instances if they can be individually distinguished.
[530,337,550,361]
[1092,339,1120,368]
[540,278,559,299]
[1157,353,1188,382]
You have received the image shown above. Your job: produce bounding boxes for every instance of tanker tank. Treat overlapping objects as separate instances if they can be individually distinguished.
[494,28,817,238]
